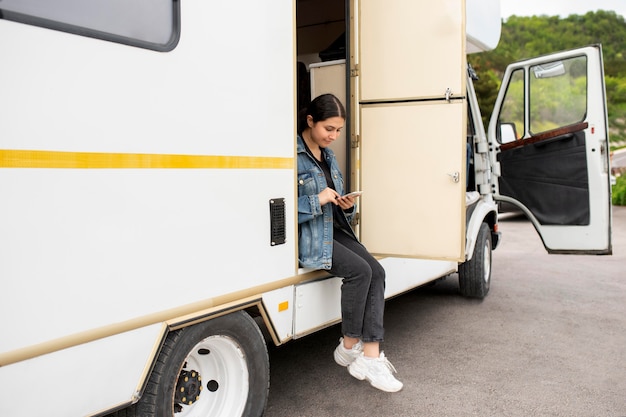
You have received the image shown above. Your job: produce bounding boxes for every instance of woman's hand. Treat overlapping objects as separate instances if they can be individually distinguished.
[336,194,355,210]
[318,187,341,206]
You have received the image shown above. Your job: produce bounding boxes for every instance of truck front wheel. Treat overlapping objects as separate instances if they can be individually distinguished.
[134,310,269,417]
[459,222,492,298]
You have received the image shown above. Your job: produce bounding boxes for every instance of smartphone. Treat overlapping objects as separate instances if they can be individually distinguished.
[341,191,363,198]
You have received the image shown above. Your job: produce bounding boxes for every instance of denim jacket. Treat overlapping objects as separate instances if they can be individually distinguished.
[297,135,356,269]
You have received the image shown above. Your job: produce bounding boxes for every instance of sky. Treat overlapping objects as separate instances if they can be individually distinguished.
[501,0,626,19]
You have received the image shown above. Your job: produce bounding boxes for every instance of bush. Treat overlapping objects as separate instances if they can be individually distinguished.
[613,175,626,206]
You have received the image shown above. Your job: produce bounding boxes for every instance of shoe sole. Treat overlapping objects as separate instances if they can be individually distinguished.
[348,364,403,393]
[370,379,403,393]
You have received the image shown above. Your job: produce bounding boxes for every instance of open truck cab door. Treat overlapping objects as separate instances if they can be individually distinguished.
[489,45,612,254]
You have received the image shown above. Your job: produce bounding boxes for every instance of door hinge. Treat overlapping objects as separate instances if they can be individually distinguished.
[475,141,488,154]
[351,134,360,148]
[350,64,360,77]
[478,183,492,194]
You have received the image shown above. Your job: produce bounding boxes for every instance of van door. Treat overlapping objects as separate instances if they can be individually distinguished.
[490,45,612,254]
[355,0,467,261]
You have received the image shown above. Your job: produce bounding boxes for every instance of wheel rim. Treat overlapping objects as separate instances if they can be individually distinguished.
[173,335,249,416]
[482,241,491,285]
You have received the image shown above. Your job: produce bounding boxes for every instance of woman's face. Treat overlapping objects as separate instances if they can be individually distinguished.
[308,116,344,148]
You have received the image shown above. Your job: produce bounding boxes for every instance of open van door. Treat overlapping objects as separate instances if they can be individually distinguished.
[355,0,467,261]
[490,45,612,254]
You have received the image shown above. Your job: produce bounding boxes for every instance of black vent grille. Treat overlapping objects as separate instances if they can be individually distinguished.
[269,198,286,246]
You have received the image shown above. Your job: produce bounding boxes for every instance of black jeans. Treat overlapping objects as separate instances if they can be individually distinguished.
[329,228,386,343]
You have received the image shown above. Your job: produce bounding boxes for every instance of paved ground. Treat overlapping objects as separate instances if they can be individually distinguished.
[264,206,626,417]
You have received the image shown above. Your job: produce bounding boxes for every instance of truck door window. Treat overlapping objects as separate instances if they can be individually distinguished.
[529,56,587,134]
[497,68,524,143]
[0,0,179,51]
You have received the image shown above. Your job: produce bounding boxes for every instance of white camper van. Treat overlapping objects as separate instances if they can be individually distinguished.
[0,0,612,416]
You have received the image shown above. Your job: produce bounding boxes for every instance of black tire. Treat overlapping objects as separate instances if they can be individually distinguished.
[459,222,492,298]
[114,310,269,417]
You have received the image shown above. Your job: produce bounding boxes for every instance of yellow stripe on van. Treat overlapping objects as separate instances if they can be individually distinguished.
[0,149,294,169]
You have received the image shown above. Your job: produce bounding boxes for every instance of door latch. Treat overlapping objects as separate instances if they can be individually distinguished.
[448,171,460,183]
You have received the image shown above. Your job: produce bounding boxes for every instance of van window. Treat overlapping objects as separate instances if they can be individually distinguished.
[497,68,525,143]
[529,56,587,134]
[0,0,179,51]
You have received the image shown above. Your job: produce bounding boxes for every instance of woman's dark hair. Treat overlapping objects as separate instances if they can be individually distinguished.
[297,93,346,135]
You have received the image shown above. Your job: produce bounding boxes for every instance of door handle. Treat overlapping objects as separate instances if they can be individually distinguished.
[448,172,460,183]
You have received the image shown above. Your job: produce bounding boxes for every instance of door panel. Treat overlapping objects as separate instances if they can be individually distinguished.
[356,0,467,261]
[498,127,590,226]
[359,0,465,101]
[491,46,612,254]
[360,102,465,259]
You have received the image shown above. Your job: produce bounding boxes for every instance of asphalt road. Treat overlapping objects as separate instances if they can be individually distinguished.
[264,206,626,417]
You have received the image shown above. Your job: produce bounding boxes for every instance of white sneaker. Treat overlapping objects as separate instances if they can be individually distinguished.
[348,352,403,392]
[333,338,363,367]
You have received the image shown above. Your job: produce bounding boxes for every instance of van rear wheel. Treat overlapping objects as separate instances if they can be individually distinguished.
[459,222,492,298]
[128,311,269,417]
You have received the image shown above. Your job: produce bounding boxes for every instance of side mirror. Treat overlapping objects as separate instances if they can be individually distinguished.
[499,122,518,144]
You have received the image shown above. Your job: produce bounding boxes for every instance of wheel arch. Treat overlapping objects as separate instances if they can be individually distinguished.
[464,199,498,262]
[129,298,276,411]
